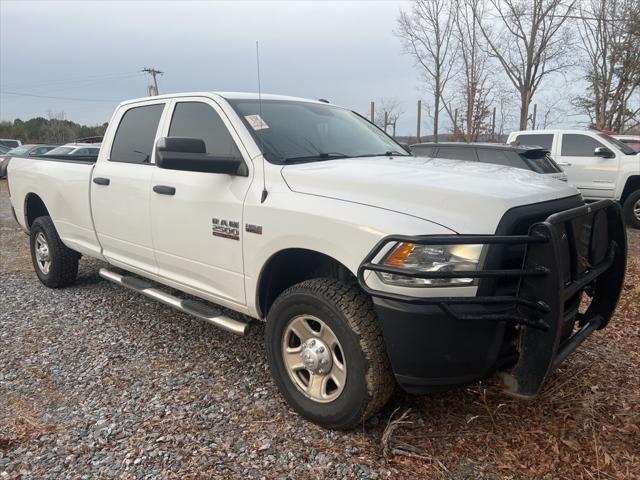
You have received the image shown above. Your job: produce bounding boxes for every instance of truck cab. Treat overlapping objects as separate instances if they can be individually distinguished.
[507,129,640,228]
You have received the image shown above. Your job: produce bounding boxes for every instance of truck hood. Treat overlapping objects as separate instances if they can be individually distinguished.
[281,156,580,234]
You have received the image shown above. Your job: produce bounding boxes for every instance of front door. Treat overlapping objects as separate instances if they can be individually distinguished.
[91,101,166,274]
[149,98,252,305]
[558,133,620,199]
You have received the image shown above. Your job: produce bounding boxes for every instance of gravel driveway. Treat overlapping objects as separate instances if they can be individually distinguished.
[1,179,639,479]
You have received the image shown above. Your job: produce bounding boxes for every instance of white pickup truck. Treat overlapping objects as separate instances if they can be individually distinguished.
[507,130,640,228]
[8,93,627,429]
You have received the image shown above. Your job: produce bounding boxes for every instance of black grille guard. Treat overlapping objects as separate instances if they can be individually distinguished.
[357,199,627,397]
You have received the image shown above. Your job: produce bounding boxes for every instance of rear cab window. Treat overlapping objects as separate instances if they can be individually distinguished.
[110,103,165,163]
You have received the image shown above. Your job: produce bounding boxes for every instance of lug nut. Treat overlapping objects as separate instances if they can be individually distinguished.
[317,346,325,353]
[310,339,316,346]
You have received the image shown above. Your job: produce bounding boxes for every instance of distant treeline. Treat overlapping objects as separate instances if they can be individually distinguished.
[0,115,107,144]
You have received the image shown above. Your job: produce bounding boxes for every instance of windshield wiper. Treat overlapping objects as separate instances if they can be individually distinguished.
[285,152,350,163]
[354,150,410,158]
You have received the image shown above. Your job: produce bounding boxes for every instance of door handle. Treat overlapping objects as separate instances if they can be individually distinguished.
[153,185,176,195]
[557,162,572,167]
[93,177,110,185]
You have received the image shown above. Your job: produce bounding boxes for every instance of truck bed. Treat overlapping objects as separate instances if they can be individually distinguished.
[7,155,104,259]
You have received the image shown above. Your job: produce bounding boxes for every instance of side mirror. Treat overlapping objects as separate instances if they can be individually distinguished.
[155,137,247,176]
[594,146,614,158]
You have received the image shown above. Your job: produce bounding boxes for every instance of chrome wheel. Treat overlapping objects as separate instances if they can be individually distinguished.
[281,314,347,403]
[34,232,51,274]
[634,199,640,222]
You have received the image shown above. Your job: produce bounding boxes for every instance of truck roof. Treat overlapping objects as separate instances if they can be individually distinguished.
[117,91,328,108]
[411,142,548,154]
[509,129,609,136]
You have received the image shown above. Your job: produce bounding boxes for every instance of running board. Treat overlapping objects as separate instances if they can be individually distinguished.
[98,268,249,336]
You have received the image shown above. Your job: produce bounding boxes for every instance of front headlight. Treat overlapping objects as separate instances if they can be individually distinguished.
[377,242,484,287]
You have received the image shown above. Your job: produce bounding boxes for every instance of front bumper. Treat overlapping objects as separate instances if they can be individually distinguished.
[358,199,627,396]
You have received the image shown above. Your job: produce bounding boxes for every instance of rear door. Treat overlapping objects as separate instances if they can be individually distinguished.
[149,97,253,305]
[91,100,168,274]
[558,133,619,199]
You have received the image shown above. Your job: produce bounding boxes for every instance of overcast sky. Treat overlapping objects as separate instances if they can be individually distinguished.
[0,0,579,135]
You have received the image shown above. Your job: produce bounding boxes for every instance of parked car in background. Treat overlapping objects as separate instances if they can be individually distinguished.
[0,139,22,149]
[0,144,59,178]
[507,129,640,228]
[44,143,101,156]
[613,135,640,153]
[410,142,567,182]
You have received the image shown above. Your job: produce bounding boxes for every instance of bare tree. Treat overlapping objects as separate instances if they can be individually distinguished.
[443,0,494,141]
[396,0,456,141]
[573,0,640,133]
[374,98,404,136]
[474,0,577,130]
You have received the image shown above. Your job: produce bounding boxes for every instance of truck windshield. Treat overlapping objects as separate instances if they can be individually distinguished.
[597,133,637,155]
[228,99,408,163]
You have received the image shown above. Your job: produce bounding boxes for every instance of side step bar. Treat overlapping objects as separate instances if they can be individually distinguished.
[99,268,249,336]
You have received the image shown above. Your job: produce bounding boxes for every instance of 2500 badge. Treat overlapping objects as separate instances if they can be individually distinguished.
[212,218,240,240]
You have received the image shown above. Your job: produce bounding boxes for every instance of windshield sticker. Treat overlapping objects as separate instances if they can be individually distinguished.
[245,114,269,130]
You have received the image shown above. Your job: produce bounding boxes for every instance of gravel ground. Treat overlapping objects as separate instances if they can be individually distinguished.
[1,178,639,479]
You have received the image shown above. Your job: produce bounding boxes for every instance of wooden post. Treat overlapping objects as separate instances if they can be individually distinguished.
[416,100,422,143]
[384,111,388,133]
[532,103,537,130]
[491,107,496,142]
[370,101,375,122]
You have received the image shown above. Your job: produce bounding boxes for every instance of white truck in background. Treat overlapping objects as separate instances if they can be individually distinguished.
[7,93,627,429]
[507,130,640,228]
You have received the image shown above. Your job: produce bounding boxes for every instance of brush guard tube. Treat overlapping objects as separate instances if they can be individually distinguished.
[358,200,626,397]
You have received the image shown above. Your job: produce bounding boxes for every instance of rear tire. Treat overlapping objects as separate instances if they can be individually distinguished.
[622,190,640,229]
[265,278,394,429]
[30,216,80,288]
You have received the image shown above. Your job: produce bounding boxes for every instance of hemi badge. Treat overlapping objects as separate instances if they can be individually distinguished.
[245,224,263,235]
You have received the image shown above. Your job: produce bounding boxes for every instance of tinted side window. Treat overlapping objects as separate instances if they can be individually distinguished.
[110,104,164,163]
[411,146,434,157]
[477,149,528,169]
[515,134,553,150]
[169,102,240,158]
[436,147,477,161]
[30,147,51,156]
[561,134,603,156]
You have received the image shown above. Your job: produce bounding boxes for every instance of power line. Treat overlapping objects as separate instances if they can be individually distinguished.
[0,71,143,89]
[0,91,118,102]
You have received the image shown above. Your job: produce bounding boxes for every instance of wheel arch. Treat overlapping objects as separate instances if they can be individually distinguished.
[620,175,640,205]
[256,248,356,319]
[24,192,50,231]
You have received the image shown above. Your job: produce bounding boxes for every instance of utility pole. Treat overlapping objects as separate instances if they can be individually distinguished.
[370,101,375,122]
[142,67,163,96]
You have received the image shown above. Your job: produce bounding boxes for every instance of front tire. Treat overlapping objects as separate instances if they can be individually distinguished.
[622,190,640,229]
[30,216,80,288]
[265,278,394,429]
